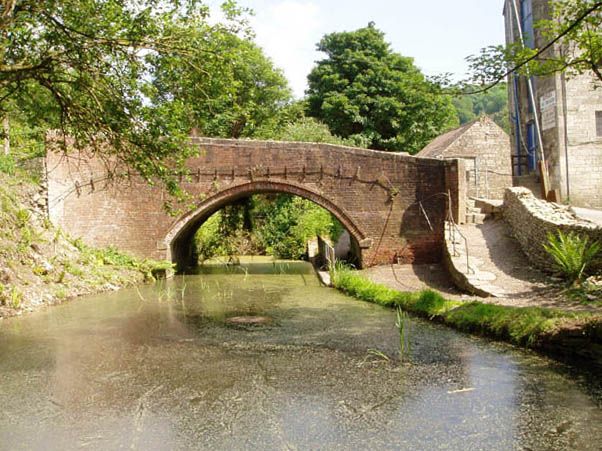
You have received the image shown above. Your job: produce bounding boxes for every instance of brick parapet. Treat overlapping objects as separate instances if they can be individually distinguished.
[46,138,456,268]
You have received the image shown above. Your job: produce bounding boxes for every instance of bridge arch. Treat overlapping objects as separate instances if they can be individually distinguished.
[164,180,366,268]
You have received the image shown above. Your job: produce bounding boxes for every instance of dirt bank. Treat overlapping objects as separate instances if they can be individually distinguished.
[0,173,169,318]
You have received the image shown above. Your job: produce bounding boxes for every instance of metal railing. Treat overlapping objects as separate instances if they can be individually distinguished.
[512,154,530,176]
[446,190,472,274]
[317,235,336,269]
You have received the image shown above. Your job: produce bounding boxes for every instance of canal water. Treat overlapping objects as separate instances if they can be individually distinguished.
[0,258,601,450]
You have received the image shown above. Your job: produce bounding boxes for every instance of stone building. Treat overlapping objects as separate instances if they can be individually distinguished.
[417,116,512,199]
[503,0,602,208]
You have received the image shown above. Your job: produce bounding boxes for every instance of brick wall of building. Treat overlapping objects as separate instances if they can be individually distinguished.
[47,138,461,268]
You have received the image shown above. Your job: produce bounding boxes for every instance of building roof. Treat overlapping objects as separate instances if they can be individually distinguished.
[416,116,502,158]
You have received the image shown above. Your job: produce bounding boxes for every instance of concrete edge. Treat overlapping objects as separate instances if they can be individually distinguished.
[443,222,500,298]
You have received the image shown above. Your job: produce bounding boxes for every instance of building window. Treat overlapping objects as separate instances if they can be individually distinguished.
[597,111,602,137]
[520,0,534,48]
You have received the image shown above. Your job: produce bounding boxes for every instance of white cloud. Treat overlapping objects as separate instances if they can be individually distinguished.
[251,1,323,98]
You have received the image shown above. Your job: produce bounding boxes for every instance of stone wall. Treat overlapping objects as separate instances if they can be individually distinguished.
[563,73,602,208]
[503,187,602,272]
[47,138,461,268]
[419,117,512,200]
[445,118,512,200]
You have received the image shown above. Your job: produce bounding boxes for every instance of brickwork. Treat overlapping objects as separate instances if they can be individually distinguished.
[503,187,602,272]
[47,138,460,268]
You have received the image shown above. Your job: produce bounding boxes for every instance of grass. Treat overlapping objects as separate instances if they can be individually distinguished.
[0,170,175,315]
[71,238,174,282]
[332,266,597,347]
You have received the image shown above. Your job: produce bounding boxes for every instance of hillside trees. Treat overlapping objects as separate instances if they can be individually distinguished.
[452,83,509,132]
[306,23,458,154]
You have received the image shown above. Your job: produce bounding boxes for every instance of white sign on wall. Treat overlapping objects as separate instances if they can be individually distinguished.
[540,91,557,131]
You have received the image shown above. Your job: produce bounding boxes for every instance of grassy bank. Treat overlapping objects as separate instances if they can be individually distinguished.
[0,172,172,318]
[332,267,602,362]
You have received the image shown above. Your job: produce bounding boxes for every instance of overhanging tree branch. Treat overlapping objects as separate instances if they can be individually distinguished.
[463,1,602,95]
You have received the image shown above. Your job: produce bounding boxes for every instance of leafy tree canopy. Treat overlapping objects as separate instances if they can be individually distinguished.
[146,28,292,139]
[0,0,254,195]
[306,23,458,154]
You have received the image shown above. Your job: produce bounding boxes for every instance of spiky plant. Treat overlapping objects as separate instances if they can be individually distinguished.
[543,231,600,283]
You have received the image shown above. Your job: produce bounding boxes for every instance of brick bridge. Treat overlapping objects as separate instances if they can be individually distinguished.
[46,138,464,268]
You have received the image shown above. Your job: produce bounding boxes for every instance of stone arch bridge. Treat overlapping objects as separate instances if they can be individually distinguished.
[46,138,464,268]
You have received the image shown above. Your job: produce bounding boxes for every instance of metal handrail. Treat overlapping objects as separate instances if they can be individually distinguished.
[317,235,336,269]
[446,191,472,274]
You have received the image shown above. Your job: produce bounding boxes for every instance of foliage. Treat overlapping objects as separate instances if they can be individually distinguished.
[146,29,292,138]
[543,230,601,283]
[194,194,344,261]
[0,0,251,196]
[452,83,510,133]
[0,153,15,175]
[467,1,602,87]
[332,266,596,347]
[269,117,351,145]
[0,284,22,308]
[254,195,343,259]
[306,23,458,154]
[194,210,262,262]
[71,238,174,281]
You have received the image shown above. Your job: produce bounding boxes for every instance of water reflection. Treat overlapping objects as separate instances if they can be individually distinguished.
[0,258,600,450]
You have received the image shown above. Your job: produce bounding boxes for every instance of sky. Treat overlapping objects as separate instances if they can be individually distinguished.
[209,0,507,98]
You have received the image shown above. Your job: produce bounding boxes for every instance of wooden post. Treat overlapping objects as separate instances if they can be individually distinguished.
[538,161,550,200]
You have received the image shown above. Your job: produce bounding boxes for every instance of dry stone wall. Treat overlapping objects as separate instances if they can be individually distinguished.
[503,187,602,272]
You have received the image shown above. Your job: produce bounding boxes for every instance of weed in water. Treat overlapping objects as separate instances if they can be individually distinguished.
[395,307,411,362]
[367,349,390,362]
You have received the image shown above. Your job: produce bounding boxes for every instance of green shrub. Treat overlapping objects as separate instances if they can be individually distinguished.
[543,230,600,283]
[194,194,344,261]
[0,154,16,175]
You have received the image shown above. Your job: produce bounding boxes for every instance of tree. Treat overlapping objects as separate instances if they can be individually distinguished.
[306,23,458,154]
[146,29,292,139]
[452,83,510,133]
[0,0,247,195]
[466,1,602,88]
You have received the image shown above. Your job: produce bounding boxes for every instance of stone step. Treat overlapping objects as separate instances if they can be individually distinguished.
[473,198,504,219]
[466,213,487,224]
